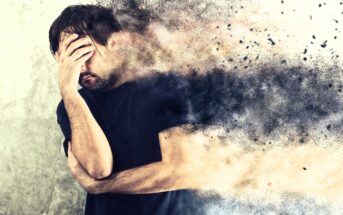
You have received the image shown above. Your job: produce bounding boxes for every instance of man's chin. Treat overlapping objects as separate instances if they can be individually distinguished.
[80,82,112,92]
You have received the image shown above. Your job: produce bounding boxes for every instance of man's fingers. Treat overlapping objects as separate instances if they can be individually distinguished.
[60,33,79,53]
[71,45,95,62]
[65,36,94,57]
[68,142,77,167]
[54,52,59,60]
[75,50,94,67]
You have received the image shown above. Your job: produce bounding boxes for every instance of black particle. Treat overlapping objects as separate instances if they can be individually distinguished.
[319,4,322,7]
[329,83,333,88]
[303,167,307,170]
[303,48,308,54]
[228,23,231,27]
[303,57,307,61]
[281,60,287,64]
[320,40,327,48]
[268,38,276,45]
[281,0,284,3]
[312,35,316,39]
[239,40,244,44]
[243,56,248,61]
[334,36,337,39]
[327,124,332,130]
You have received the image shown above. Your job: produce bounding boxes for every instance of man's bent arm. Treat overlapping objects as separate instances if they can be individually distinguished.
[78,127,206,194]
[63,89,113,179]
[55,33,113,179]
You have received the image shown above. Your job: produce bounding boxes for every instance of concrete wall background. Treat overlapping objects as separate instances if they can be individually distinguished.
[0,1,94,214]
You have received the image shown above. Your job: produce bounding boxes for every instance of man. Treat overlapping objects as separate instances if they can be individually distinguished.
[50,4,208,215]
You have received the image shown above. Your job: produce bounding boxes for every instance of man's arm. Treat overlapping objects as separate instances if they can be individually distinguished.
[67,126,207,194]
[56,33,112,179]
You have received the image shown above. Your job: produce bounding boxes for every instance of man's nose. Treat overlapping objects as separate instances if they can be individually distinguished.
[80,64,86,73]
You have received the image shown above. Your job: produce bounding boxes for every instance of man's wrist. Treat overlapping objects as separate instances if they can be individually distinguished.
[90,178,109,194]
[60,85,79,98]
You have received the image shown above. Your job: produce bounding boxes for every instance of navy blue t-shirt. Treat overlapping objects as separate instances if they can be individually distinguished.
[56,75,207,215]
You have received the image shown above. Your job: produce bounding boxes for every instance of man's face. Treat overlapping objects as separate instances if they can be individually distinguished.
[58,32,131,91]
[77,39,118,91]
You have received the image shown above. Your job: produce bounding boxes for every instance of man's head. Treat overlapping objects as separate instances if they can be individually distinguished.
[49,5,131,91]
[49,5,122,55]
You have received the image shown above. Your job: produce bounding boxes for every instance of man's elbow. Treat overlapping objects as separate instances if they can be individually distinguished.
[88,165,112,179]
[87,158,113,179]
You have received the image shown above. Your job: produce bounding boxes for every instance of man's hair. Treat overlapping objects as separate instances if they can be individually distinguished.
[49,5,122,55]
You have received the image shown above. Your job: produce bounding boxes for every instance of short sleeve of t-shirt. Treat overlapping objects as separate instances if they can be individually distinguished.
[141,73,190,133]
[56,100,71,157]
[154,87,189,132]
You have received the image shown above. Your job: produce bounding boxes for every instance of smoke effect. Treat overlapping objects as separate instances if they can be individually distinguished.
[95,0,343,213]
[97,0,343,72]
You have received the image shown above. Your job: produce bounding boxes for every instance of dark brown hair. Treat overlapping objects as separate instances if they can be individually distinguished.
[48,4,122,55]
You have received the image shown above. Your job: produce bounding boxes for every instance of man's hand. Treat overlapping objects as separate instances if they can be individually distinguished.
[55,33,95,93]
[67,142,105,194]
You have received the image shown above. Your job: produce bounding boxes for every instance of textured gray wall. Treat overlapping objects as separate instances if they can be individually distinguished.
[0,1,93,214]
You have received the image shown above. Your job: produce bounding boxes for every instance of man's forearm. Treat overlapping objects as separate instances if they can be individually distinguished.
[95,161,192,194]
[62,88,113,179]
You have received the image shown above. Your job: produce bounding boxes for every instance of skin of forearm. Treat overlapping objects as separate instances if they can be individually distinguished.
[62,88,113,179]
[95,161,193,194]
[91,128,205,194]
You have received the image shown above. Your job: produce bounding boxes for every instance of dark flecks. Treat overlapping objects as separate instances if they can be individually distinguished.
[169,67,343,137]
[268,38,276,46]
[327,124,332,130]
[320,40,327,48]
[303,167,307,171]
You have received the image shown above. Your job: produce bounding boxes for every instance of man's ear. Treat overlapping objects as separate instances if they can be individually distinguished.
[107,34,117,50]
